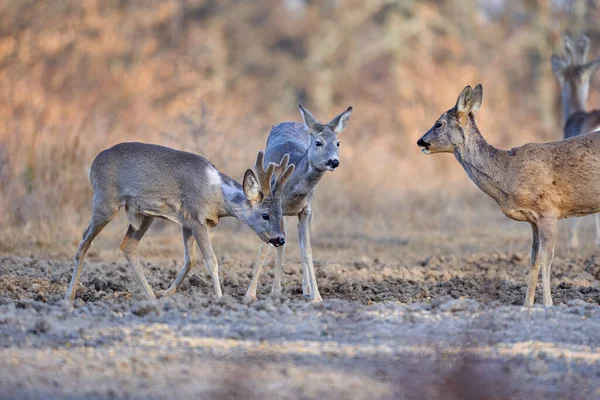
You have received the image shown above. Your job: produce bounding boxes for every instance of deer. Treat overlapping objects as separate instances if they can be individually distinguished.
[551,33,600,248]
[243,104,353,303]
[417,84,600,306]
[64,142,294,303]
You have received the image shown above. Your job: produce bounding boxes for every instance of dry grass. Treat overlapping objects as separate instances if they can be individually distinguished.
[1,0,600,252]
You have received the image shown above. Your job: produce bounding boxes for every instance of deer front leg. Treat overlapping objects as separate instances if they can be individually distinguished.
[162,227,196,297]
[524,223,540,306]
[539,219,557,306]
[525,218,557,307]
[272,218,287,294]
[243,243,270,304]
[298,208,322,303]
[191,222,222,299]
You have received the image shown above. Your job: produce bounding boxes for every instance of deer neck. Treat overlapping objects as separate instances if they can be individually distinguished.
[562,83,587,123]
[454,129,510,206]
[289,154,326,195]
[217,173,250,220]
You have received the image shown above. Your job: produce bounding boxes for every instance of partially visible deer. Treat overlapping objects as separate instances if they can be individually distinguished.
[64,143,294,303]
[551,33,600,247]
[417,84,600,306]
[243,104,353,303]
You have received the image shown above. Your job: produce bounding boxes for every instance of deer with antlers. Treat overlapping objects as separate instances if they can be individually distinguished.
[64,143,294,303]
[552,33,600,247]
[243,105,353,303]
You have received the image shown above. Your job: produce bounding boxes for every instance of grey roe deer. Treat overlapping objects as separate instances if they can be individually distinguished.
[551,33,600,247]
[417,84,600,306]
[64,143,294,303]
[243,104,353,303]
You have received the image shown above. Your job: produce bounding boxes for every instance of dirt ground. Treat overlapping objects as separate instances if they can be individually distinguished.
[1,214,600,399]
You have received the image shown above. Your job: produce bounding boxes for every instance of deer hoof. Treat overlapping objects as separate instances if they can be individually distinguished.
[243,295,257,305]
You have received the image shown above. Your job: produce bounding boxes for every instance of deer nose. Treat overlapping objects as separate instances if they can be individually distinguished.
[269,237,286,247]
[326,159,340,169]
[417,138,429,148]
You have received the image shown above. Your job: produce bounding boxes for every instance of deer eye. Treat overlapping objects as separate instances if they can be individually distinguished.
[262,213,270,221]
[315,141,323,147]
[435,122,443,129]
[337,141,341,147]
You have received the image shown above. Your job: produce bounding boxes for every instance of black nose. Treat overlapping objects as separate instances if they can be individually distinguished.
[417,138,429,148]
[326,159,340,169]
[269,237,286,247]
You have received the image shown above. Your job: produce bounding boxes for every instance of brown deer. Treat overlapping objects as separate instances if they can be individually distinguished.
[417,84,600,306]
[64,143,294,303]
[551,33,600,247]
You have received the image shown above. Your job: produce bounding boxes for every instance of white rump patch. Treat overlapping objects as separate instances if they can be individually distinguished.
[206,166,222,185]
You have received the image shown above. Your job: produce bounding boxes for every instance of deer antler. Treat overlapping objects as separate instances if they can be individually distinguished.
[273,153,295,197]
[253,151,275,197]
[564,34,577,65]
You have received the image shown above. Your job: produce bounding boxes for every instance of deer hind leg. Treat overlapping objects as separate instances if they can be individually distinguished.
[569,218,579,248]
[244,243,270,304]
[120,216,156,299]
[163,227,196,297]
[272,218,287,295]
[65,203,117,302]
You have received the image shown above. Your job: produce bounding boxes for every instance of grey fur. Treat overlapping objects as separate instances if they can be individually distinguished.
[64,142,294,303]
[244,105,352,303]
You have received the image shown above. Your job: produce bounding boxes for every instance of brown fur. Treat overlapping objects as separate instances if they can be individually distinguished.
[551,34,600,247]
[418,84,600,307]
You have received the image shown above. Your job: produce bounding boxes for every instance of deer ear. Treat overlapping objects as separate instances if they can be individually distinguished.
[551,55,568,77]
[470,84,483,114]
[456,86,473,114]
[243,169,262,204]
[564,33,575,65]
[327,106,353,135]
[298,104,320,130]
[583,56,600,81]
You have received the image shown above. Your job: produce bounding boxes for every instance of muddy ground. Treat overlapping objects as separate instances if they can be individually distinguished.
[1,217,600,399]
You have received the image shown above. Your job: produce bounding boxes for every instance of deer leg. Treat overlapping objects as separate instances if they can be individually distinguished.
[298,208,322,303]
[163,227,196,297]
[191,222,222,299]
[120,216,156,299]
[272,218,287,294]
[525,219,557,306]
[65,206,116,302]
[297,215,310,297]
[524,223,540,306]
[243,243,270,304]
[539,219,557,306]
[594,214,600,247]
[569,218,579,248]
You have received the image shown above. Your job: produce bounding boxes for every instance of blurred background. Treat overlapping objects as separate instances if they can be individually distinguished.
[1,0,600,255]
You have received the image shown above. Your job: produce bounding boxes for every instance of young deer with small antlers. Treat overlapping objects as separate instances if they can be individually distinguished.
[64,143,294,303]
[418,85,600,306]
[243,105,352,303]
[551,33,600,248]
